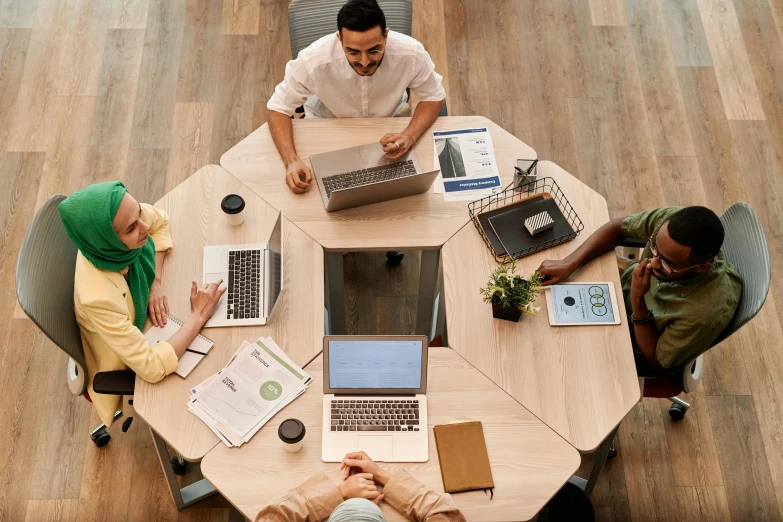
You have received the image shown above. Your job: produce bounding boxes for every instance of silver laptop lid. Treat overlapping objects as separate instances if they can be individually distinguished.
[264,212,283,318]
[323,335,429,395]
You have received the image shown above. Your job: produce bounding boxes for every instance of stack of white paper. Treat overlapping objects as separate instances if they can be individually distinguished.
[187,337,311,447]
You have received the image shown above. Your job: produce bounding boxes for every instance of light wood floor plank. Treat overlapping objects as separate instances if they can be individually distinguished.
[674,486,731,522]
[0,29,31,151]
[696,0,765,120]
[176,0,222,102]
[618,397,681,522]
[0,0,39,28]
[596,26,666,209]
[28,347,92,500]
[209,35,256,164]
[6,0,72,152]
[444,37,491,118]
[708,395,783,522]
[676,66,748,210]
[568,96,633,218]
[655,156,707,208]
[84,29,145,183]
[489,99,534,151]
[129,0,186,149]
[220,0,259,36]
[165,102,214,192]
[479,0,526,102]
[701,336,752,396]
[58,0,111,96]
[23,499,80,522]
[124,148,169,204]
[412,0,450,107]
[108,0,149,29]
[34,95,97,210]
[625,0,695,156]
[255,0,288,104]
[589,0,628,26]
[660,0,712,66]
[663,389,724,487]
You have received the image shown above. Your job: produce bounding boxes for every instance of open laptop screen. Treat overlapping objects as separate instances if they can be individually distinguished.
[323,336,428,395]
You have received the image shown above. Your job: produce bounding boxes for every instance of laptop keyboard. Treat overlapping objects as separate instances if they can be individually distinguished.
[322,160,418,198]
[226,249,261,320]
[330,399,420,432]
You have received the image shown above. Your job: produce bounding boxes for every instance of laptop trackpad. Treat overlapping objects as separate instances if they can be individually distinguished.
[359,144,392,167]
[357,436,393,462]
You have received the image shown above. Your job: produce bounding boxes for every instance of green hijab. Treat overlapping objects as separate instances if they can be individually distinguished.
[59,181,156,331]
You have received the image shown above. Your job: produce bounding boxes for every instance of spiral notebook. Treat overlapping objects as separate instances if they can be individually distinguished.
[144,315,214,378]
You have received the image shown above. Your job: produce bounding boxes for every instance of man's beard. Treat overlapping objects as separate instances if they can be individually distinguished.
[350,54,385,76]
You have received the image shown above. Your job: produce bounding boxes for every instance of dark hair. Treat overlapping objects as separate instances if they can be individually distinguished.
[667,206,724,263]
[337,0,386,35]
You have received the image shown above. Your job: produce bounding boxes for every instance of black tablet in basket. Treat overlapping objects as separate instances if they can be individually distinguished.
[476,195,545,256]
[488,197,575,258]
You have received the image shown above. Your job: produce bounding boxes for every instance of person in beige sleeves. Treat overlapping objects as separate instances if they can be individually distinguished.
[256,451,465,522]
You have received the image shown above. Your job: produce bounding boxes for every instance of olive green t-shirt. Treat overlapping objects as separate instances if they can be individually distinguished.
[620,207,742,369]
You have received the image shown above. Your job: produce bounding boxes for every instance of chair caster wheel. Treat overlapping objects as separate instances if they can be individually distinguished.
[92,428,111,447]
[171,456,188,475]
[607,440,617,460]
[386,251,404,265]
[669,403,687,421]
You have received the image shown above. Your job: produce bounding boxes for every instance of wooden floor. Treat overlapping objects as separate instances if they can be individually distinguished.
[1,0,783,520]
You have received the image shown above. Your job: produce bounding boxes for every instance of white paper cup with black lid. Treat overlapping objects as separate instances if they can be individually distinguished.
[221,194,245,227]
[278,418,306,453]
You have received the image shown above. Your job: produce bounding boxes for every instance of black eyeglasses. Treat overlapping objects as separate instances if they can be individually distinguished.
[647,234,708,275]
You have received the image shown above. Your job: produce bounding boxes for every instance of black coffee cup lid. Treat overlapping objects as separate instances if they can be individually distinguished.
[221,194,245,214]
[278,418,305,444]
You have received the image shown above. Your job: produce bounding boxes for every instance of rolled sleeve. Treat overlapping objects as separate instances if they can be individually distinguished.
[621,206,682,241]
[408,50,446,103]
[267,57,315,117]
[383,471,465,522]
[140,203,173,253]
[256,472,343,522]
[84,297,178,382]
[655,318,720,368]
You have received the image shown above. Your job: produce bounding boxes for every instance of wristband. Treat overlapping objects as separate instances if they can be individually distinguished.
[631,309,653,324]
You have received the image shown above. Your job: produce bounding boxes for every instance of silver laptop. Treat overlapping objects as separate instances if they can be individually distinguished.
[322,335,429,463]
[310,143,440,212]
[201,213,283,328]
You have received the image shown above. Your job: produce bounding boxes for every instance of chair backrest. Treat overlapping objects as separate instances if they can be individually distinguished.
[711,202,771,346]
[15,195,86,371]
[288,0,413,60]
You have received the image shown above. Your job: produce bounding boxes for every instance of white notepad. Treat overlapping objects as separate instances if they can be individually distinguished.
[144,315,214,378]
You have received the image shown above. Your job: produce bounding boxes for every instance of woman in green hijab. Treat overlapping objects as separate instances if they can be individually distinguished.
[59,182,225,427]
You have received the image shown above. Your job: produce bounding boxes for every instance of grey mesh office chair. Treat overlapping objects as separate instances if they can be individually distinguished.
[623,202,770,419]
[287,0,448,116]
[15,195,136,447]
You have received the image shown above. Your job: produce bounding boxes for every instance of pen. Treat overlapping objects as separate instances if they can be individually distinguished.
[186,348,208,356]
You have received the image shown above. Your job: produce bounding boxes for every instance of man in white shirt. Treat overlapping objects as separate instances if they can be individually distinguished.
[267,0,446,196]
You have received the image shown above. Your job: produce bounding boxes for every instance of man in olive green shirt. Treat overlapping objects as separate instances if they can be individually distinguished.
[538,206,742,374]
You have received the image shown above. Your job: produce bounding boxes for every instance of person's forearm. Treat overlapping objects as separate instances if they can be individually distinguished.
[631,298,662,368]
[402,100,443,143]
[154,252,165,283]
[267,109,300,166]
[167,314,207,358]
[563,217,625,269]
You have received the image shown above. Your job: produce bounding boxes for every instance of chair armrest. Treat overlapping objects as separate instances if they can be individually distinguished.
[93,370,136,395]
[619,238,647,248]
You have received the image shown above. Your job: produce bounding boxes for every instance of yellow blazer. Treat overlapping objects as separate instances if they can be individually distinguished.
[74,204,178,426]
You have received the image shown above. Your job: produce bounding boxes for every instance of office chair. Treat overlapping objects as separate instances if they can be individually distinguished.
[621,202,770,421]
[287,0,448,117]
[15,195,138,448]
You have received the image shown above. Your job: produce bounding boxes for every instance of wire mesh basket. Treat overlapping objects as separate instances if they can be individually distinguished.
[468,177,584,261]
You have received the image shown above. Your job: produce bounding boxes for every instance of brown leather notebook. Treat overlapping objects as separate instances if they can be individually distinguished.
[433,421,494,496]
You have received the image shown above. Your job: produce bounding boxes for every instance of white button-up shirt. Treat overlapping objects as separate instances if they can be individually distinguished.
[267,31,446,118]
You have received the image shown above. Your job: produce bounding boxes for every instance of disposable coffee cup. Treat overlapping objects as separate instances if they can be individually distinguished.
[278,418,306,453]
[221,194,245,226]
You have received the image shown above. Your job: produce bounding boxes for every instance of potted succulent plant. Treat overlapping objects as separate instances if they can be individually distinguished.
[480,260,545,322]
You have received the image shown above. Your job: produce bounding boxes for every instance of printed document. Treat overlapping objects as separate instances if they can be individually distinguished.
[432,127,503,202]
